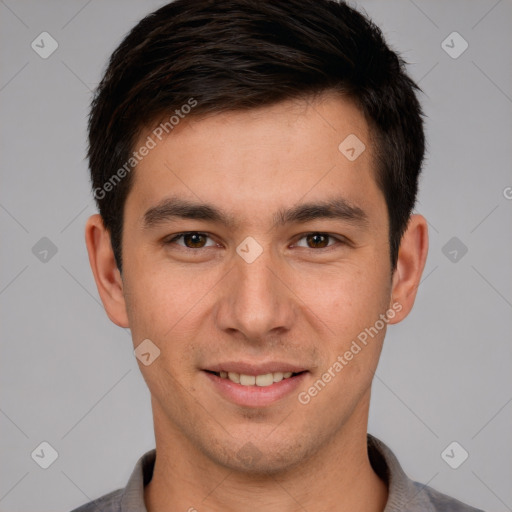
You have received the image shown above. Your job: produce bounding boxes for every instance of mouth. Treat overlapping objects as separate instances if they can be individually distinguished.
[204,370,306,387]
[202,363,309,407]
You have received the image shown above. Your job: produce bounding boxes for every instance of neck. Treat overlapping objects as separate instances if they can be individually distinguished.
[144,393,388,512]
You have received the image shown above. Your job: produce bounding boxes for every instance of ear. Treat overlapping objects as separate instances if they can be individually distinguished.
[85,214,129,328]
[387,214,429,324]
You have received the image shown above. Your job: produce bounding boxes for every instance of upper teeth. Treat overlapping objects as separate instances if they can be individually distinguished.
[219,371,294,387]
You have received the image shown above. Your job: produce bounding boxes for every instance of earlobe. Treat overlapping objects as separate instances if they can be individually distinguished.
[387,214,429,324]
[85,214,130,328]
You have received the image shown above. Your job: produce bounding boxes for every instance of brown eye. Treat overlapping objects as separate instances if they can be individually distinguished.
[183,233,207,248]
[166,232,215,249]
[294,231,350,253]
[295,232,341,249]
[306,233,330,248]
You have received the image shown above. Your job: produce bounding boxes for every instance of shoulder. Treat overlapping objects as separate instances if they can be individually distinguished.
[367,434,485,512]
[69,488,123,512]
[69,448,156,512]
[411,480,486,512]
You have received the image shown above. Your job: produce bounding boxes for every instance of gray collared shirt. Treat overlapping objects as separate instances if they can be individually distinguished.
[70,434,485,512]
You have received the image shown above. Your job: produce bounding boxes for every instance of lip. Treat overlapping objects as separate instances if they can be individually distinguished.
[203,369,308,408]
[204,361,307,375]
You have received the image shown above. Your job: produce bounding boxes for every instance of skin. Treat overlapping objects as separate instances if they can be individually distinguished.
[85,92,428,512]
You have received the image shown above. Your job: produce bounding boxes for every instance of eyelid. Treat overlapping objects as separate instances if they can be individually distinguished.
[164,231,348,250]
[165,232,218,248]
[292,233,347,249]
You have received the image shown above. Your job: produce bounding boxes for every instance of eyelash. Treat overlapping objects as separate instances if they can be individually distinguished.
[164,231,347,251]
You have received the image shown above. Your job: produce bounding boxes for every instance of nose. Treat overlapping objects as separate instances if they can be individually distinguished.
[215,243,296,344]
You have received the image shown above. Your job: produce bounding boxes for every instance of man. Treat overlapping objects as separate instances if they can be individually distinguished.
[74,0,484,510]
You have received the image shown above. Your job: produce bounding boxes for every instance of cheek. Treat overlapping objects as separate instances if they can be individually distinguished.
[294,268,388,416]
[123,266,207,390]
[122,255,223,355]
[293,262,390,342]
[123,258,184,335]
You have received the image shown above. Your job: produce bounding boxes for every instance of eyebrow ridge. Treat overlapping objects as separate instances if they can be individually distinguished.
[142,196,369,230]
[143,197,235,228]
[273,197,368,227]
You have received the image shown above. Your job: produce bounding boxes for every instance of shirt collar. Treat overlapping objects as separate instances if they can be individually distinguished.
[367,434,435,511]
[120,448,155,512]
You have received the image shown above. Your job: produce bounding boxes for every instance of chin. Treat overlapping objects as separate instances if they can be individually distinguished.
[203,434,316,477]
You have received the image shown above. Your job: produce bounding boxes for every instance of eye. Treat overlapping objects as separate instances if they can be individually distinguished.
[293,232,345,249]
[165,232,217,249]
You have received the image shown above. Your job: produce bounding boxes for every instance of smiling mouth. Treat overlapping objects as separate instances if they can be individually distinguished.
[205,370,306,387]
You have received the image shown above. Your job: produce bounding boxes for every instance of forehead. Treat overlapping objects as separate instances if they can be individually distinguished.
[125,93,385,228]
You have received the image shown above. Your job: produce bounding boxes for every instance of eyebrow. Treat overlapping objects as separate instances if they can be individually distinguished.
[142,195,369,230]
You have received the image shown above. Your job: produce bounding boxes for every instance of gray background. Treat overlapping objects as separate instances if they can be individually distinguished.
[1,0,511,511]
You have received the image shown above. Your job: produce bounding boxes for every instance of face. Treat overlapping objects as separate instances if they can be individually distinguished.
[109,94,400,473]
